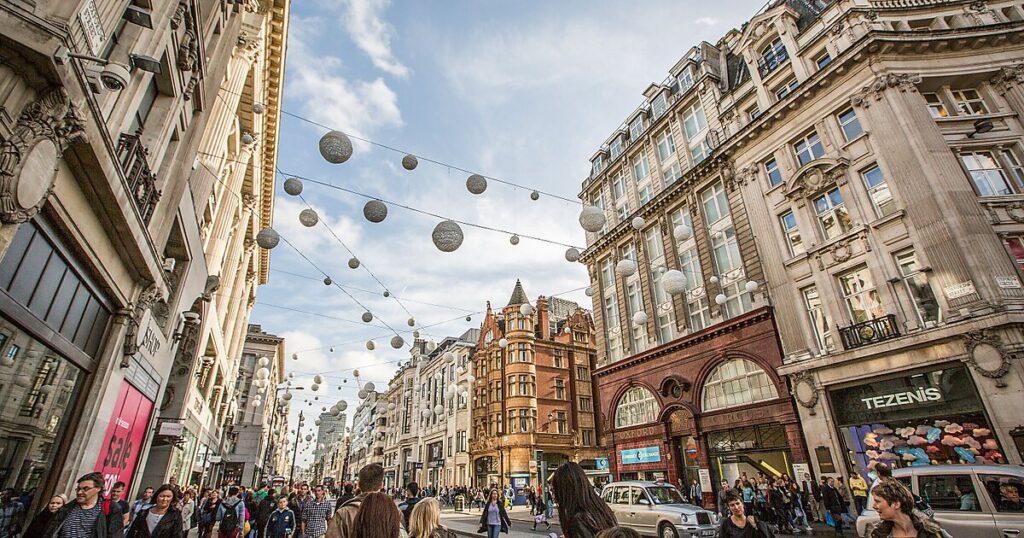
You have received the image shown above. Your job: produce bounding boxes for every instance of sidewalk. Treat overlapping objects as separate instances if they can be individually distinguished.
[442,505,560,538]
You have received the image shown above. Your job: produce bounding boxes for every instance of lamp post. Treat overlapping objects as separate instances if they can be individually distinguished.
[289,410,305,485]
[257,385,303,486]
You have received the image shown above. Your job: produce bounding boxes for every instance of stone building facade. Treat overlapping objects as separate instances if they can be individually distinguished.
[580,0,1024,501]
[470,281,603,489]
[0,0,288,511]
[345,389,384,480]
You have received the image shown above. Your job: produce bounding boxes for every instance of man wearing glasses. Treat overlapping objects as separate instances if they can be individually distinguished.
[44,472,124,538]
[300,485,332,538]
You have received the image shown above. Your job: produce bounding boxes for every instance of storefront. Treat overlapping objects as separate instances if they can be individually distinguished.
[829,363,1008,477]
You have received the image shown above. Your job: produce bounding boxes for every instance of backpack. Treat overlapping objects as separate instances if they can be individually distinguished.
[221,500,241,531]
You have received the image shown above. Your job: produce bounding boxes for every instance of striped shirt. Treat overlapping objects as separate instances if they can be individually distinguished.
[59,504,102,538]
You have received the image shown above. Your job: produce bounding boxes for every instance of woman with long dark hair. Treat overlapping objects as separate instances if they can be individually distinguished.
[476,489,511,538]
[351,492,402,538]
[125,484,184,537]
[551,462,616,538]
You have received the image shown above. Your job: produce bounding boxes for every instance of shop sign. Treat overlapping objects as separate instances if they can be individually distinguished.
[996,276,1022,289]
[95,382,154,496]
[697,468,712,492]
[78,0,105,55]
[510,474,530,488]
[596,457,609,470]
[829,365,983,426]
[944,280,976,300]
[792,463,810,481]
[621,446,661,464]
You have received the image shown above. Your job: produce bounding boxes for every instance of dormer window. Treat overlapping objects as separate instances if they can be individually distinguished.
[629,117,644,142]
[678,68,695,92]
[758,37,789,78]
[610,138,623,159]
[592,155,604,177]
[652,93,668,118]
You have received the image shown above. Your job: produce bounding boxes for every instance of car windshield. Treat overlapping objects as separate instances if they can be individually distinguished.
[647,486,685,505]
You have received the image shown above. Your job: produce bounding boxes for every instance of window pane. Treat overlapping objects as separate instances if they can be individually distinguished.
[981,475,1024,513]
[919,475,981,512]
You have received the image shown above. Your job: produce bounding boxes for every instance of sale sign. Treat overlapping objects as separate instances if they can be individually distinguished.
[95,381,154,497]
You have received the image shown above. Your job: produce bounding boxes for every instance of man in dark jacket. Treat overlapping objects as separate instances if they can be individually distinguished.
[46,472,124,538]
[333,485,354,513]
[821,476,846,535]
[398,482,422,530]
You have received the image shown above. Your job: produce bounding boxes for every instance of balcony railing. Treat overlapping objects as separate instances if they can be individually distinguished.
[117,132,161,224]
[757,48,790,78]
[838,314,901,350]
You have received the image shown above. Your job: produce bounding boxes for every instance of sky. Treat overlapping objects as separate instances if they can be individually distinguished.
[251,0,766,467]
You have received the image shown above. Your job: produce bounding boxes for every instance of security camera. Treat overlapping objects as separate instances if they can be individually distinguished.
[100,63,130,91]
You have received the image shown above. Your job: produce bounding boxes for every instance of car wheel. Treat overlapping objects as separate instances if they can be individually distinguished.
[659,522,678,538]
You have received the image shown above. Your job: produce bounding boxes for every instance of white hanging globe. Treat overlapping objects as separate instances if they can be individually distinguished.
[498,338,509,348]
[445,385,456,398]
[745,280,760,293]
[631,216,646,230]
[313,374,324,384]
[337,401,348,412]
[283,177,304,196]
[258,356,270,367]
[256,228,280,249]
[433,404,444,415]
[366,340,375,350]
[530,190,540,201]
[443,352,456,363]
[408,318,416,327]
[715,293,727,305]
[315,419,321,426]
[509,235,519,245]
[256,368,270,379]
[426,341,437,352]
[402,154,418,170]
[319,131,353,164]
[363,200,388,223]
[579,205,606,232]
[362,312,373,323]
[39,384,54,395]
[353,369,360,377]
[466,174,487,194]
[709,275,719,284]
[364,381,375,392]
[305,434,312,441]
[358,389,368,399]
[467,375,476,383]
[564,247,581,263]
[348,257,360,269]
[673,224,693,241]
[241,132,255,145]
[519,303,534,316]
[310,383,319,392]
[388,402,396,411]
[421,408,432,418]
[432,220,464,252]
[662,270,688,295]
[283,392,293,401]
[390,336,404,349]
[632,311,648,326]
[299,208,319,227]
[585,286,595,297]
[615,259,637,277]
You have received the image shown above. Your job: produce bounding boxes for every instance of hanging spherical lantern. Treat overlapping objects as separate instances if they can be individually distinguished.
[38,384,54,395]
[252,102,265,114]
[241,132,255,145]
[329,346,335,353]
[673,224,693,241]
[283,177,304,196]
[364,381,376,392]
[305,434,312,441]
[433,404,444,415]
[348,257,360,269]
[383,290,391,298]
[431,220,464,252]
[362,312,373,323]
[709,275,719,284]
[313,374,324,384]
[498,338,509,349]
[426,341,437,352]
[402,154,418,170]
[585,286,595,297]
[388,402,396,411]
[315,419,321,426]
[715,293,727,305]
[292,353,299,361]
[579,205,606,232]
[283,392,293,401]
[319,131,353,164]
[256,228,280,249]
[337,401,348,412]
[509,235,519,246]
[530,190,540,201]
[632,311,648,326]
[406,317,416,327]
[564,247,581,263]
[258,356,270,367]
[465,315,472,322]
[615,259,637,277]
[466,174,487,194]
[421,408,432,418]
[390,335,404,349]
[358,388,368,399]
[467,374,476,383]
[412,330,421,339]
[662,270,688,295]
[323,277,332,286]
[745,280,760,293]
[257,367,270,379]
[366,340,375,351]
[519,303,534,316]
[631,216,646,230]
[299,208,319,227]
[363,200,388,223]
[310,383,320,392]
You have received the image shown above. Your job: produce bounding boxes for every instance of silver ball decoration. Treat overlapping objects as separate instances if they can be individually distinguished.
[363,200,388,223]
[431,220,464,252]
[709,275,719,285]
[585,286,595,297]
[319,131,353,164]
[579,205,607,232]
[391,335,404,349]
[674,224,693,241]
[465,316,471,322]
[466,174,487,194]
[283,177,304,196]
[402,154,418,170]
[662,270,688,295]
[362,312,373,323]
[383,290,390,297]
[510,235,520,245]
[348,257,360,269]
[715,293,727,305]
[241,132,255,145]
[323,277,332,286]
[631,216,646,230]
[412,330,420,338]
[256,228,280,249]
[408,317,416,327]
[615,259,637,277]
[632,311,648,326]
[565,248,581,262]
[745,280,760,293]
[530,190,540,201]
[253,103,265,114]
[366,340,375,350]
[299,208,319,227]
[519,303,535,316]
[498,338,508,349]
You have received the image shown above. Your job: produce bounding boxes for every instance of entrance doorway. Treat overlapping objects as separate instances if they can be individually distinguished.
[706,424,792,485]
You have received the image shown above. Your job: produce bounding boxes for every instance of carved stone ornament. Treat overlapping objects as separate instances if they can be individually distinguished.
[830,241,853,263]
[1006,202,1024,224]
[790,370,819,415]
[962,330,1014,387]
[120,283,165,366]
[0,88,85,224]
[990,64,1024,95]
[829,21,844,36]
[850,73,923,109]
[201,275,221,302]
[967,1,990,14]
[784,158,849,200]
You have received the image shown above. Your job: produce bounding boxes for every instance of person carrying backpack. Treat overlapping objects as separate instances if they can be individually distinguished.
[216,487,245,538]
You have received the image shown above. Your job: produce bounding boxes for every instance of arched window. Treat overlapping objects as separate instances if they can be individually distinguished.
[615,386,660,428]
[702,358,778,412]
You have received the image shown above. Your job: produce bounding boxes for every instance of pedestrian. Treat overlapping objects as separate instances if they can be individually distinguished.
[476,489,510,538]
[717,480,731,518]
[398,482,422,531]
[868,478,947,538]
[551,462,616,538]
[197,490,220,538]
[254,488,276,538]
[105,482,130,530]
[24,494,67,537]
[131,487,155,525]
[532,488,550,531]
[125,484,184,538]
[821,477,846,536]
[300,485,332,538]
[44,472,124,538]
[351,493,402,538]
[216,487,246,538]
[178,490,194,534]
[408,498,454,538]
[0,487,25,537]
[325,464,384,538]
[716,490,772,538]
[265,497,296,538]
[850,471,868,515]
[799,473,822,523]
[333,485,354,513]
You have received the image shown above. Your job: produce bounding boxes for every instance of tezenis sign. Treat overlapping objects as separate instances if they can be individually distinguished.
[860,387,942,410]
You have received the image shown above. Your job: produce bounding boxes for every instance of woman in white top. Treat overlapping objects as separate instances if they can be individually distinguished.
[125,484,184,537]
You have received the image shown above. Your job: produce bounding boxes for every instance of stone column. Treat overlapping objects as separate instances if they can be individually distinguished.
[851,73,1016,317]
[990,64,1024,117]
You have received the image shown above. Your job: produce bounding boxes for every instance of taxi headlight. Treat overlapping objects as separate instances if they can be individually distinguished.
[679,514,689,523]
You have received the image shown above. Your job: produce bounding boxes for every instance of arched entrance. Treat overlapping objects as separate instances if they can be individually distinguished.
[474,456,496,488]
[665,407,701,492]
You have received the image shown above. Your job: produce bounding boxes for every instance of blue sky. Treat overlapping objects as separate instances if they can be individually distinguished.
[251,0,765,466]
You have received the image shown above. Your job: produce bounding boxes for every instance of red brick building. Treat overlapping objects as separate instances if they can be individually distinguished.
[594,307,806,504]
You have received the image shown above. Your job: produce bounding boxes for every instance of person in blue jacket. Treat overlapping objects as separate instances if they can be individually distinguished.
[264,497,296,538]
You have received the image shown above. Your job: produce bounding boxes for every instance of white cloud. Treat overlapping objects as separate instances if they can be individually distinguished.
[339,0,409,77]
[696,16,721,26]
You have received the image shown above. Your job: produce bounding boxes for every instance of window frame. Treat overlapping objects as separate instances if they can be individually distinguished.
[813,186,852,240]
[838,265,885,324]
[960,150,1015,197]
[793,130,825,167]
[779,210,805,256]
[764,157,783,187]
[951,88,989,116]
[861,164,896,218]
[837,108,863,142]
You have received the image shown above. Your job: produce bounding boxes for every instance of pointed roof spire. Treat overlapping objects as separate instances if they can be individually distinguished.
[507,279,529,306]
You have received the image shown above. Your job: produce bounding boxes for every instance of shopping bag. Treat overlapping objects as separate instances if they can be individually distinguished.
[825,512,835,527]
[535,514,547,524]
